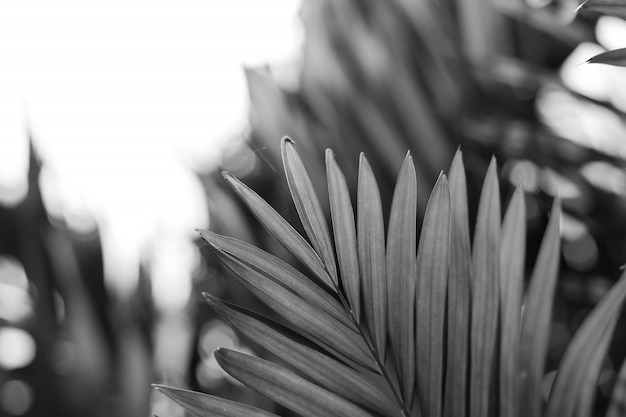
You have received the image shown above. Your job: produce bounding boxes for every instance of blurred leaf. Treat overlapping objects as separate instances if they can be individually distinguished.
[499,185,526,417]
[456,0,507,65]
[282,137,339,285]
[443,150,471,417]
[415,173,450,417]
[607,348,626,417]
[587,48,626,67]
[199,231,352,329]
[385,67,452,177]
[357,153,388,362]
[205,295,400,417]
[326,149,361,319]
[578,0,626,19]
[212,249,375,371]
[386,152,418,406]
[520,198,561,417]
[546,271,626,417]
[222,171,334,291]
[215,349,376,417]
[469,157,501,417]
[154,385,279,417]
[495,0,591,44]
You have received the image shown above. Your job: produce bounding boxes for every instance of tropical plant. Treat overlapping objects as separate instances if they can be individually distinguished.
[155,137,626,417]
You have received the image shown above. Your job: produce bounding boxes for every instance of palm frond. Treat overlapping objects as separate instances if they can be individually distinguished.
[222,172,334,291]
[282,137,339,285]
[209,245,374,372]
[198,230,351,328]
[357,153,388,363]
[158,139,626,417]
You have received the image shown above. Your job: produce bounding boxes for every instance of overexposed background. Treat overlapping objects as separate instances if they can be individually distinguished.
[0,4,302,414]
[0,0,302,310]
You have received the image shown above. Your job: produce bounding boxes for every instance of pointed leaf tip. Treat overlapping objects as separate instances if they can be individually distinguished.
[444,148,471,417]
[587,48,626,67]
[499,185,526,417]
[577,0,626,20]
[387,152,418,406]
[219,170,335,290]
[416,172,451,417]
[326,149,361,319]
[282,137,339,286]
[469,156,501,417]
[520,197,560,417]
[155,384,280,417]
[357,153,387,362]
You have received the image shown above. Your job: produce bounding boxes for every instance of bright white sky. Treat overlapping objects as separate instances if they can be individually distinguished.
[0,0,302,310]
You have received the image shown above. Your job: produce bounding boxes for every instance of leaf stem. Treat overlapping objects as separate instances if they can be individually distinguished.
[335,289,411,417]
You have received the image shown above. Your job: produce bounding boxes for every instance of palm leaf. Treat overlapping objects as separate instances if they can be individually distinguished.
[215,348,376,417]
[154,385,280,417]
[469,157,501,417]
[282,137,339,285]
[498,185,526,417]
[357,153,388,362]
[443,150,471,417]
[386,152,418,407]
[205,295,400,417]
[212,248,375,371]
[519,198,561,417]
[546,271,626,417]
[415,172,451,417]
[327,149,361,320]
[199,230,352,329]
[222,172,334,291]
